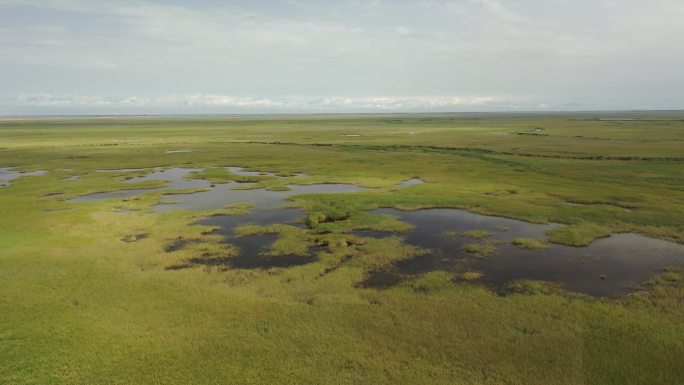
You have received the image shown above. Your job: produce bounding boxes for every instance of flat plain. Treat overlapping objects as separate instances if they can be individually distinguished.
[1,112,684,385]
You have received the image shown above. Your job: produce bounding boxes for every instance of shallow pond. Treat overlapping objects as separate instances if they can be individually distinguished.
[70,167,365,269]
[197,208,314,269]
[358,208,684,296]
[71,167,362,207]
[0,168,47,188]
[67,167,684,295]
[155,182,367,212]
[70,168,209,202]
[226,166,277,177]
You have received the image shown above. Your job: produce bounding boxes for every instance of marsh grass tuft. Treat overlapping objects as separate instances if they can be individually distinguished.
[462,229,492,239]
[442,230,459,238]
[462,241,498,258]
[547,223,611,246]
[511,237,549,250]
[120,232,148,242]
[407,271,453,293]
[460,271,484,281]
[506,279,565,295]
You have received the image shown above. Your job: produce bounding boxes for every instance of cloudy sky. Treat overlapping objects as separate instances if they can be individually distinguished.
[1,0,683,114]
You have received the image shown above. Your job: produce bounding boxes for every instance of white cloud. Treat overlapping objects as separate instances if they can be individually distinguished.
[5,94,512,112]
[0,0,682,112]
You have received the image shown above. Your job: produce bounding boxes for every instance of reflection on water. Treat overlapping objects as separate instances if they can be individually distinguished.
[473,233,684,296]
[358,208,684,296]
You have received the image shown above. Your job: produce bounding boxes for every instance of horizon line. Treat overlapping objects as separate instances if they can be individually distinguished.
[2,109,684,120]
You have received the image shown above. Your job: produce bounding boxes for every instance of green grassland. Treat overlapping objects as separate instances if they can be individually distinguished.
[1,113,684,384]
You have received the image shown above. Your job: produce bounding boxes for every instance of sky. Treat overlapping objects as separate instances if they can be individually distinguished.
[1,0,683,114]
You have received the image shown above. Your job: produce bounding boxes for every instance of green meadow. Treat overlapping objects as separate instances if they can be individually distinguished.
[1,113,684,384]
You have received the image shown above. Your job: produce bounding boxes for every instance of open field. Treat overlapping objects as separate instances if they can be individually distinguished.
[2,113,684,384]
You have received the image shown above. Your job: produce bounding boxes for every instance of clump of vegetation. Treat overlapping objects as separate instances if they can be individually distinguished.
[442,230,459,238]
[304,209,350,228]
[252,177,292,191]
[547,223,612,246]
[645,267,684,288]
[349,236,425,270]
[634,267,684,310]
[163,237,200,252]
[484,189,518,196]
[506,280,564,295]
[460,271,484,281]
[210,203,253,216]
[307,210,412,234]
[511,237,548,250]
[305,212,328,228]
[516,127,548,136]
[462,229,492,239]
[660,270,683,283]
[235,224,311,256]
[189,167,262,184]
[407,271,453,294]
[120,232,148,242]
[462,241,497,257]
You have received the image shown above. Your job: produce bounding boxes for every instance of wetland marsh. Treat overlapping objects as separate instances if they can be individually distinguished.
[2,113,684,385]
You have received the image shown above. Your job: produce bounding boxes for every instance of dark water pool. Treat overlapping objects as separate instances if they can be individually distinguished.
[358,208,684,296]
[69,166,369,269]
[197,208,313,269]
[67,167,684,295]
